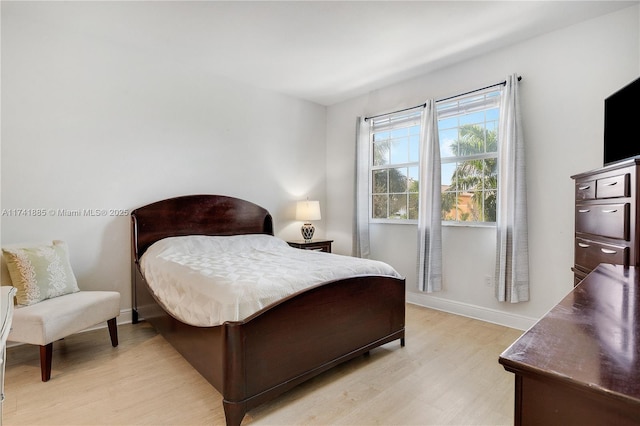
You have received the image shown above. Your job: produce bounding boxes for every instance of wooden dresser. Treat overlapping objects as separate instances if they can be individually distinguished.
[499,264,640,425]
[571,158,640,284]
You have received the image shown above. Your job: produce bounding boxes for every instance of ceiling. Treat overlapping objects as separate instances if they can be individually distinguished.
[30,1,639,106]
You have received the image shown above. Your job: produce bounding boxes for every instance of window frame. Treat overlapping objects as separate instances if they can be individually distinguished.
[439,89,500,226]
[368,108,422,224]
[366,87,501,226]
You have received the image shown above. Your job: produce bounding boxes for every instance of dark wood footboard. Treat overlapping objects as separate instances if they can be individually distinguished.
[222,274,405,425]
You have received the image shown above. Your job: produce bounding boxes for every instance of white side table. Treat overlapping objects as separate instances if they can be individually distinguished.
[0,287,16,426]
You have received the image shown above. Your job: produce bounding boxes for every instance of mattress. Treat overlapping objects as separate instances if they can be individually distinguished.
[140,234,402,326]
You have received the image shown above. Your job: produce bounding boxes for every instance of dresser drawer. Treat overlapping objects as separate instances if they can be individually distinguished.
[574,237,629,271]
[575,203,629,240]
[596,173,630,199]
[575,179,595,201]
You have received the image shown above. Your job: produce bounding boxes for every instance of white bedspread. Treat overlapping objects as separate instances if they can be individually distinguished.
[140,234,401,327]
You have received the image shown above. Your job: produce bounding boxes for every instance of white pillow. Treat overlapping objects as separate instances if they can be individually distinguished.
[2,240,80,306]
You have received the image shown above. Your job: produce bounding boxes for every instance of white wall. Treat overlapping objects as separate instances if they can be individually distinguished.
[1,2,327,317]
[326,5,640,329]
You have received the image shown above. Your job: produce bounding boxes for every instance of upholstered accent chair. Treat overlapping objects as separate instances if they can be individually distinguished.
[1,241,120,381]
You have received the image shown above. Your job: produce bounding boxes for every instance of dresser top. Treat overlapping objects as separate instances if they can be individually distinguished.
[499,264,640,404]
[571,157,640,180]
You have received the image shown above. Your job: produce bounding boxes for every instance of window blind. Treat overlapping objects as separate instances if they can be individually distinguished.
[437,89,500,120]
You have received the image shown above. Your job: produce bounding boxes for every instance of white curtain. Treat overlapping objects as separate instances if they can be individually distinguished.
[495,74,529,302]
[417,100,442,292]
[354,117,371,258]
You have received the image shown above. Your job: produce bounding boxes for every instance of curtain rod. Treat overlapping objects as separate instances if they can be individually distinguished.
[364,76,522,121]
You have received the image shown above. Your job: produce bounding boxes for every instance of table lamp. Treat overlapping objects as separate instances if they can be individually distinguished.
[296,200,321,242]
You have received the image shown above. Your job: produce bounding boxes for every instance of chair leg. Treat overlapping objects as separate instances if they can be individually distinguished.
[39,343,53,382]
[107,318,118,347]
[38,320,116,382]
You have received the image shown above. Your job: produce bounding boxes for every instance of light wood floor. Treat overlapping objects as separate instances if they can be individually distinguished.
[3,304,522,425]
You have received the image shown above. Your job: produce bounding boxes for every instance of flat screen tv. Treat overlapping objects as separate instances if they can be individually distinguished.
[604,77,640,165]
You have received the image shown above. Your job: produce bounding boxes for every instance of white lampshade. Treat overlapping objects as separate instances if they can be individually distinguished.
[296,200,321,222]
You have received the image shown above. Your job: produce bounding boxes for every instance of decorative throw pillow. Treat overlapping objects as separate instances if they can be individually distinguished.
[2,240,80,306]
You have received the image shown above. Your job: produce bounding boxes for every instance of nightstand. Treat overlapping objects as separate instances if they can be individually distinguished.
[287,239,333,253]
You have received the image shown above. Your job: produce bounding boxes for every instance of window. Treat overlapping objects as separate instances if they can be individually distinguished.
[439,89,500,223]
[367,88,500,224]
[369,108,422,221]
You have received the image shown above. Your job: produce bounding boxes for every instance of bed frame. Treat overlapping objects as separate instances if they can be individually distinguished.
[130,194,405,425]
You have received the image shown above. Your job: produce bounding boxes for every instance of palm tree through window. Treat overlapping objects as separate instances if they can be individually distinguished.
[439,90,500,223]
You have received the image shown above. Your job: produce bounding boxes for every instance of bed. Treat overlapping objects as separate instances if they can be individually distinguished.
[130,194,406,426]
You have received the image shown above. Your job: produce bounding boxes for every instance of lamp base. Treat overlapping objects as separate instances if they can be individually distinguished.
[301,223,315,242]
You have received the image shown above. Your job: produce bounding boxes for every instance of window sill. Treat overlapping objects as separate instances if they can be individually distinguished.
[443,221,496,228]
[369,219,496,228]
[370,219,417,225]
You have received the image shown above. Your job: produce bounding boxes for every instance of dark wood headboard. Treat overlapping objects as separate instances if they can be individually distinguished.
[131,194,274,261]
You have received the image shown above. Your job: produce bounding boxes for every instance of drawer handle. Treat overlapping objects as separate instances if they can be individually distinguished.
[578,185,591,190]
[578,243,590,248]
[605,181,618,187]
[601,248,617,254]
[578,209,590,213]
[601,209,618,213]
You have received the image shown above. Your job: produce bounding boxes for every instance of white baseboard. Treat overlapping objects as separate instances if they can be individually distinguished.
[82,308,133,332]
[406,292,537,331]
